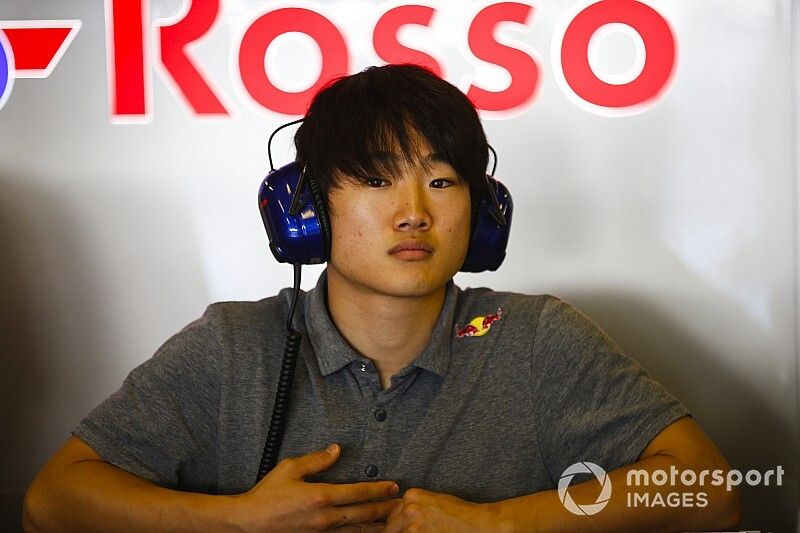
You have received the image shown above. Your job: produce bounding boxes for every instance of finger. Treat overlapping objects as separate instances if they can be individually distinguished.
[319,480,400,505]
[387,499,404,522]
[317,499,400,528]
[383,510,408,533]
[385,501,429,533]
[402,487,432,503]
[332,524,384,533]
[277,443,340,479]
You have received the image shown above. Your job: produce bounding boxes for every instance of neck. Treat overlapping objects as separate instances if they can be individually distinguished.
[325,269,446,388]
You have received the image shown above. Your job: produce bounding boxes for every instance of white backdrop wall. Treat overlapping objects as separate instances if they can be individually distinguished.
[0,0,798,530]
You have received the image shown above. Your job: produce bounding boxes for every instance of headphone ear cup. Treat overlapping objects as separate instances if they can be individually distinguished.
[305,174,331,261]
[258,162,328,265]
[460,176,513,272]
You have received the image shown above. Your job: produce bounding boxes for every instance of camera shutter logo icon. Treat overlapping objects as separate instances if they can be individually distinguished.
[558,461,612,515]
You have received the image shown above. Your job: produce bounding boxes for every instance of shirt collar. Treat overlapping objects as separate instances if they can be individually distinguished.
[304,270,458,379]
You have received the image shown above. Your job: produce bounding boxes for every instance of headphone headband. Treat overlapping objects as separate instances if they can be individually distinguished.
[259,120,512,271]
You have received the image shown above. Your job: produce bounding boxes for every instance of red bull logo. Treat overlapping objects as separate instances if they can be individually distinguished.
[456,308,503,338]
[0,0,677,121]
[0,20,81,112]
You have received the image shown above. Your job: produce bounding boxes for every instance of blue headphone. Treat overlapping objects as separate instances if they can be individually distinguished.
[257,124,513,272]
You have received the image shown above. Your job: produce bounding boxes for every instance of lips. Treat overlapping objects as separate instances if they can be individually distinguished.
[387,240,433,260]
[388,240,433,254]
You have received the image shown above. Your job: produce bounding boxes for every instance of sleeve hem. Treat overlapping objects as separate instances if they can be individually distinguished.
[614,402,692,471]
[71,424,169,487]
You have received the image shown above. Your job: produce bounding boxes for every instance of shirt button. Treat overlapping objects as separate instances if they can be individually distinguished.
[358,363,367,372]
[374,409,387,422]
[365,465,379,478]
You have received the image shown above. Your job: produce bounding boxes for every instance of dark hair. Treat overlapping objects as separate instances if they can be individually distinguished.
[294,64,489,220]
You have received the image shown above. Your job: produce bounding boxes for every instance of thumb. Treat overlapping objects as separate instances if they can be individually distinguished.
[283,443,341,479]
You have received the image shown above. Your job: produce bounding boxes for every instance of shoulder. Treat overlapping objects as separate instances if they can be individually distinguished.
[199,288,297,338]
[149,288,297,375]
[533,295,618,350]
[452,286,609,351]
[454,285,560,330]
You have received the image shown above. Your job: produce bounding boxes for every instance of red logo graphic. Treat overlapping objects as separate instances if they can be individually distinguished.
[105,0,677,122]
[456,308,503,338]
[0,1,678,121]
[0,20,81,110]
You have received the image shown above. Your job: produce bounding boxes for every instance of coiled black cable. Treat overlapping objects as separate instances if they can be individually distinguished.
[256,262,303,482]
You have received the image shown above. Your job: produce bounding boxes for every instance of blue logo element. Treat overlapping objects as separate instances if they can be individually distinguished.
[0,31,14,111]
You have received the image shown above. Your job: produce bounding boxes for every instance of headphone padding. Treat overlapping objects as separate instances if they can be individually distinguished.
[305,174,331,261]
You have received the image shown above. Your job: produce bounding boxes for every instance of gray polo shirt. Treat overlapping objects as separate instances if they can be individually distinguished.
[73,271,689,502]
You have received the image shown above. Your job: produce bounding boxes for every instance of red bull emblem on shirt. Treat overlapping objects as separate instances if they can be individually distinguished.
[456,308,503,338]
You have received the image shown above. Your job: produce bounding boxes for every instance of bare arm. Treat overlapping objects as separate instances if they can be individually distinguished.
[23,437,399,532]
[23,436,226,532]
[384,416,742,532]
[490,416,742,532]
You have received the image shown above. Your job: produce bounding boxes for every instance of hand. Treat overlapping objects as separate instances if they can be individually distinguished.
[383,488,501,533]
[229,444,401,532]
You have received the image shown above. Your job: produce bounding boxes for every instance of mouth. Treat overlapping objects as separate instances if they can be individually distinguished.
[388,240,434,261]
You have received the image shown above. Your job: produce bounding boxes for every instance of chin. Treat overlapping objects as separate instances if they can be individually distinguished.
[376,269,454,297]
[328,255,460,298]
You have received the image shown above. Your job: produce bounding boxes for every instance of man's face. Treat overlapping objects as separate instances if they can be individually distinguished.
[325,136,472,299]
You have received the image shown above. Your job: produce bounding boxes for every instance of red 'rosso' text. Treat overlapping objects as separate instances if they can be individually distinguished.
[105,0,676,121]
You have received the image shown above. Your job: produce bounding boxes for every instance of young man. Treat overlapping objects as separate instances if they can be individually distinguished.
[24,65,740,531]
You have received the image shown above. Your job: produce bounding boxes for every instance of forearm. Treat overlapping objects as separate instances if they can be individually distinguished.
[490,454,741,533]
[23,459,237,532]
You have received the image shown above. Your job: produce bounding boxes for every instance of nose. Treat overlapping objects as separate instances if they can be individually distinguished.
[393,180,431,232]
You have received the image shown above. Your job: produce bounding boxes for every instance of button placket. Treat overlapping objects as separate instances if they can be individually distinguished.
[360,397,391,480]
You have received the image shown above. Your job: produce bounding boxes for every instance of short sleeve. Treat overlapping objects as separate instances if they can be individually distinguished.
[531,296,690,482]
[71,305,225,492]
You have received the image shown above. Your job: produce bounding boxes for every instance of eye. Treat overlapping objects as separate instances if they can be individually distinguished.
[430,178,455,189]
[365,177,390,188]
